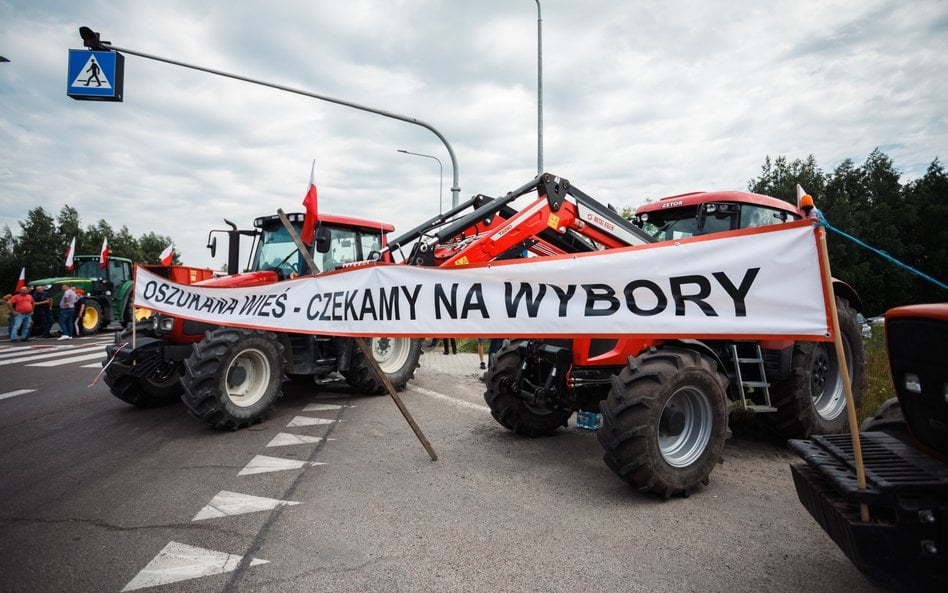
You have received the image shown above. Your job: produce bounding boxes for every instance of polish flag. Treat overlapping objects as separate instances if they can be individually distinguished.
[100,237,110,268]
[300,160,319,245]
[159,244,174,266]
[65,237,76,270]
[14,267,26,292]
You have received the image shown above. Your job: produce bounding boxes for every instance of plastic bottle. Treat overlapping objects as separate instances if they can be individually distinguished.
[576,410,602,431]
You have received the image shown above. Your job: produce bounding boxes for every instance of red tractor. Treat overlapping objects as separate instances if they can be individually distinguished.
[104,211,423,429]
[381,173,865,497]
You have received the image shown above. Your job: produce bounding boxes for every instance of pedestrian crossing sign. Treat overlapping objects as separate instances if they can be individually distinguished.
[67,49,124,101]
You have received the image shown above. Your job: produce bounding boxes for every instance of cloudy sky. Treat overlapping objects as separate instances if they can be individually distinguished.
[1,0,946,271]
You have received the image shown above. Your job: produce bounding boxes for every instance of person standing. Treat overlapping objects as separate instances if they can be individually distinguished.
[442,337,457,355]
[7,286,35,342]
[32,285,53,338]
[58,283,78,340]
[476,338,489,370]
[73,289,88,337]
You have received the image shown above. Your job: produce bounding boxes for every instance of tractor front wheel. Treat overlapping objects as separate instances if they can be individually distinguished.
[598,347,731,498]
[181,327,286,430]
[342,337,422,394]
[104,361,183,408]
[78,300,104,335]
[483,341,572,437]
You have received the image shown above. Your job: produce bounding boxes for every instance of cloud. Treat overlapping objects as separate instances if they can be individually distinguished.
[1,0,945,270]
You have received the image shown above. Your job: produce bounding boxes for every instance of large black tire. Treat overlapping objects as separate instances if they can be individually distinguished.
[598,347,731,498]
[104,361,184,408]
[342,337,422,394]
[77,300,104,335]
[181,327,286,430]
[483,341,572,437]
[764,297,866,440]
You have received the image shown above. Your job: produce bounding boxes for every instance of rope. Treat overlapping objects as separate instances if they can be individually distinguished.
[88,341,128,387]
[813,212,947,291]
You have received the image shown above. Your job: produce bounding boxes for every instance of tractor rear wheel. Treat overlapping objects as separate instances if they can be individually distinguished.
[483,341,572,437]
[764,297,865,440]
[598,346,730,498]
[104,361,183,408]
[78,300,103,335]
[342,337,422,394]
[181,327,286,430]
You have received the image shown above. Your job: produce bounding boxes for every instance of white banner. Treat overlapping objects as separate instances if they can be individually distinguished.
[133,221,832,340]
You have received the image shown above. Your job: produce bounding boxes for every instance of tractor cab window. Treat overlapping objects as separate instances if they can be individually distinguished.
[252,224,303,278]
[109,259,131,285]
[321,226,383,271]
[74,259,101,279]
[739,204,797,229]
[639,205,736,241]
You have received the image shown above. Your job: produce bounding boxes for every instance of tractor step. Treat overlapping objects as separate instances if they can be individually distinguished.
[745,405,778,413]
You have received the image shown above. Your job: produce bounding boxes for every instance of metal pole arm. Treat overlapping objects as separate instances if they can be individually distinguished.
[79,27,462,206]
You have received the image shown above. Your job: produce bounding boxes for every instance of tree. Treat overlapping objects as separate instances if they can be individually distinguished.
[15,207,60,278]
[748,154,826,206]
[901,159,948,305]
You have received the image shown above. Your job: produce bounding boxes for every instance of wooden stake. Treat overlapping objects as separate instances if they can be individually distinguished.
[354,337,438,461]
[276,209,437,461]
[817,225,869,522]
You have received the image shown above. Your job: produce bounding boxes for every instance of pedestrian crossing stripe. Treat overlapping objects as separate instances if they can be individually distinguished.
[192,490,299,521]
[121,541,267,591]
[237,455,325,476]
[69,54,112,89]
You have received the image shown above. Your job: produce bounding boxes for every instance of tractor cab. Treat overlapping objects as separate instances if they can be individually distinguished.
[248,213,394,279]
[635,190,801,242]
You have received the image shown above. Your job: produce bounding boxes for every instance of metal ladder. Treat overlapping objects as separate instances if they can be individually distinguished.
[731,343,776,413]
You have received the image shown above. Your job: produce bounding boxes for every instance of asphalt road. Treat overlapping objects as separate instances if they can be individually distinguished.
[0,338,885,593]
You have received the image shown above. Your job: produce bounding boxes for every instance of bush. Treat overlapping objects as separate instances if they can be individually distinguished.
[857,327,894,424]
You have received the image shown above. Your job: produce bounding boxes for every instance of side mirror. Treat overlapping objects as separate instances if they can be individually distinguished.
[208,236,217,258]
[696,204,708,232]
[315,225,331,254]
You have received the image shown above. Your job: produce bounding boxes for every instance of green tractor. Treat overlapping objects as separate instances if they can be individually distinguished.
[29,255,135,335]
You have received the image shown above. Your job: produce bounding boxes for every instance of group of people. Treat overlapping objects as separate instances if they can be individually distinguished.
[5,283,86,342]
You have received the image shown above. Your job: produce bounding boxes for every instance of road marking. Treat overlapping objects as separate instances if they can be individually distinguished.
[267,432,327,447]
[238,455,325,476]
[27,351,107,367]
[0,389,35,401]
[301,402,345,412]
[121,541,268,591]
[192,490,300,521]
[287,415,335,427]
[409,385,491,413]
[0,342,104,365]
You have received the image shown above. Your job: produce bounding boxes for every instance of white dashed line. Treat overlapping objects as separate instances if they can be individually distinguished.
[409,385,490,413]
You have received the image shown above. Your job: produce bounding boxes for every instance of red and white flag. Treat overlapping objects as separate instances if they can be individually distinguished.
[301,160,319,245]
[100,238,109,268]
[14,267,25,292]
[159,244,174,266]
[65,237,76,270]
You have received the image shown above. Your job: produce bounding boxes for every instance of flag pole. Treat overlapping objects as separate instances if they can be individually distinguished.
[815,224,869,522]
[276,208,437,461]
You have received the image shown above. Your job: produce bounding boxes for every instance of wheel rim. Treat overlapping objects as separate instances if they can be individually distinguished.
[810,339,849,421]
[371,337,410,375]
[83,307,99,331]
[658,387,713,468]
[224,347,271,407]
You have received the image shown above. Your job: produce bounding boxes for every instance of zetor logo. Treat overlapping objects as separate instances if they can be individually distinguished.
[661,200,684,209]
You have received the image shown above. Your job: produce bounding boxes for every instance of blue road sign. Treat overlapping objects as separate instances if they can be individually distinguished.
[67,49,124,101]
